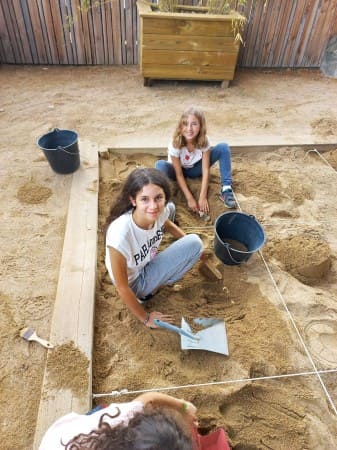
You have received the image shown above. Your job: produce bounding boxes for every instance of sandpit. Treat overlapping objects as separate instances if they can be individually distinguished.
[92,147,337,449]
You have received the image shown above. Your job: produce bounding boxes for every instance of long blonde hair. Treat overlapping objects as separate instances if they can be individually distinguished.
[172,106,209,149]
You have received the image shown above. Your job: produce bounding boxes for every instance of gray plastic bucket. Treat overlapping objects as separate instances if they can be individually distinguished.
[37,128,80,174]
[214,212,266,265]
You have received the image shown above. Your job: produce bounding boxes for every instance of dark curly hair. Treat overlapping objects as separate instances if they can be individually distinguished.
[63,407,195,450]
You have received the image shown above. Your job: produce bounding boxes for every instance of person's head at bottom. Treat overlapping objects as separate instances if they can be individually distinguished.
[63,406,195,450]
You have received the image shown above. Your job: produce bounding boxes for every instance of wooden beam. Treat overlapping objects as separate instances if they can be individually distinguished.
[107,143,337,157]
[33,140,99,449]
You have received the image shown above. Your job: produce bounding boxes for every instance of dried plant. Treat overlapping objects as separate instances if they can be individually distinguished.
[156,0,176,12]
[206,0,245,15]
[156,0,246,15]
[155,0,247,41]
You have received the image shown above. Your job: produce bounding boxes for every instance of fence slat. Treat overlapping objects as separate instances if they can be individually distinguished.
[120,0,127,64]
[92,2,105,64]
[100,1,108,63]
[18,0,39,64]
[76,0,93,65]
[244,0,267,66]
[307,0,337,66]
[53,0,72,64]
[1,0,337,68]
[12,0,34,64]
[37,0,53,64]
[28,0,50,64]
[296,0,321,67]
[104,0,114,64]
[0,1,16,63]
[111,0,123,64]
[86,4,97,64]
[125,0,134,63]
[262,0,283,67]
[1,0,22,63]
[68,0,86,64]
[7,0,28,63]
[270,1,296,67]
[329,0,337,35]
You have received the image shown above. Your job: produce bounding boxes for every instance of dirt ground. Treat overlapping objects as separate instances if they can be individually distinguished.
[1,64,337,450]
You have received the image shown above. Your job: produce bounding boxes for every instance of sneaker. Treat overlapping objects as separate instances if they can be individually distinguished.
[137,290,160,303]
[219,189,237,209]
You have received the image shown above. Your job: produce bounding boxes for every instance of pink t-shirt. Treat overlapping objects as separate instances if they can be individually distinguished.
[39,401,144,450]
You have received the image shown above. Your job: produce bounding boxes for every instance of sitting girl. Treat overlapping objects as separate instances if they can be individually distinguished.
[105,167,203,329]
[155,106,237,214]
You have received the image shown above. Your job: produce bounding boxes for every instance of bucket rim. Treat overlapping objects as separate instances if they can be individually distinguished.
[37,128,78,151]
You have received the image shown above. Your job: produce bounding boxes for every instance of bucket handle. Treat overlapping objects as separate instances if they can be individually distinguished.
[57,145,79,155]
[54,128,79,154]
[225,243,244,265]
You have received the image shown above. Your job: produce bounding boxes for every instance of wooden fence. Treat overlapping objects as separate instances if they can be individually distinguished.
[1,0,337,67]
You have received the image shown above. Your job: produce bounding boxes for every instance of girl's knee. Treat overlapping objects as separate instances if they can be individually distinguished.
[218,142,230,155]
[185,233,203,255]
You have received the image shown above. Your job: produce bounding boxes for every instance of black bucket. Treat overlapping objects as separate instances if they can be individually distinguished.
[37,128,80,174]
[214,212,266,265]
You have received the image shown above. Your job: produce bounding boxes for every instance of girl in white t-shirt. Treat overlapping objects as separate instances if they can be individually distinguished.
[105,167,203,329]
[39,392,198,449]
[155,106,237,212]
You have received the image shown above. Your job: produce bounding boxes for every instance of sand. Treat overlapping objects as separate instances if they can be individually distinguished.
[1,64,337,450]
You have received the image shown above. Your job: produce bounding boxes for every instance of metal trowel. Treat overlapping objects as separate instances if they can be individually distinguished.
[154,318,229,355]
[181,317,229,355]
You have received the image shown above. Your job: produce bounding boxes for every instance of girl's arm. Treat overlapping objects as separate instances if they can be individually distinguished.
[171,156,198,212]
[135,392,197,425]
[109,247,172,327]
[198,149,211,213]
[164,218,185,239]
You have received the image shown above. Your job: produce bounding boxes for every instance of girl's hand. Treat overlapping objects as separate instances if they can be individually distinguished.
[200,250,208,262]
[180,400,198,426]
[144,311,173,328]
[198,197,209,213]
[187,196,198,212]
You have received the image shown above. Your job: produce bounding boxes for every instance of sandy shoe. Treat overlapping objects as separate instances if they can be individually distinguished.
[219,189,237,209]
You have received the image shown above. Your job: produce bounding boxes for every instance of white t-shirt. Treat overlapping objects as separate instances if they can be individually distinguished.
[105,206,170,284]
[39,401,144,450]
[168,139,210,169]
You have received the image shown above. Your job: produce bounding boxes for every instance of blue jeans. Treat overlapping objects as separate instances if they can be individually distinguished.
[130,234,203,298]
[155,143,233,187]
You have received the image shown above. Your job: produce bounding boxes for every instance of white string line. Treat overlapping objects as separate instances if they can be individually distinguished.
[304,148,337,176]
[258,251,337,415]
[92,368,337,398]
[183,221,336,231]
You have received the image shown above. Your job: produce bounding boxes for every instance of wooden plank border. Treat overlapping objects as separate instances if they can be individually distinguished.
[33,141,99,450]
[31,139,336,448]
[106,143,337,157]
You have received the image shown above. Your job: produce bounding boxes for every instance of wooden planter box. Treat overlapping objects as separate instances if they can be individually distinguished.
[137,0,245,87]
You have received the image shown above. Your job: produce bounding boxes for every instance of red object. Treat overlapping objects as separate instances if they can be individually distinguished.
[194,428,231,450]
